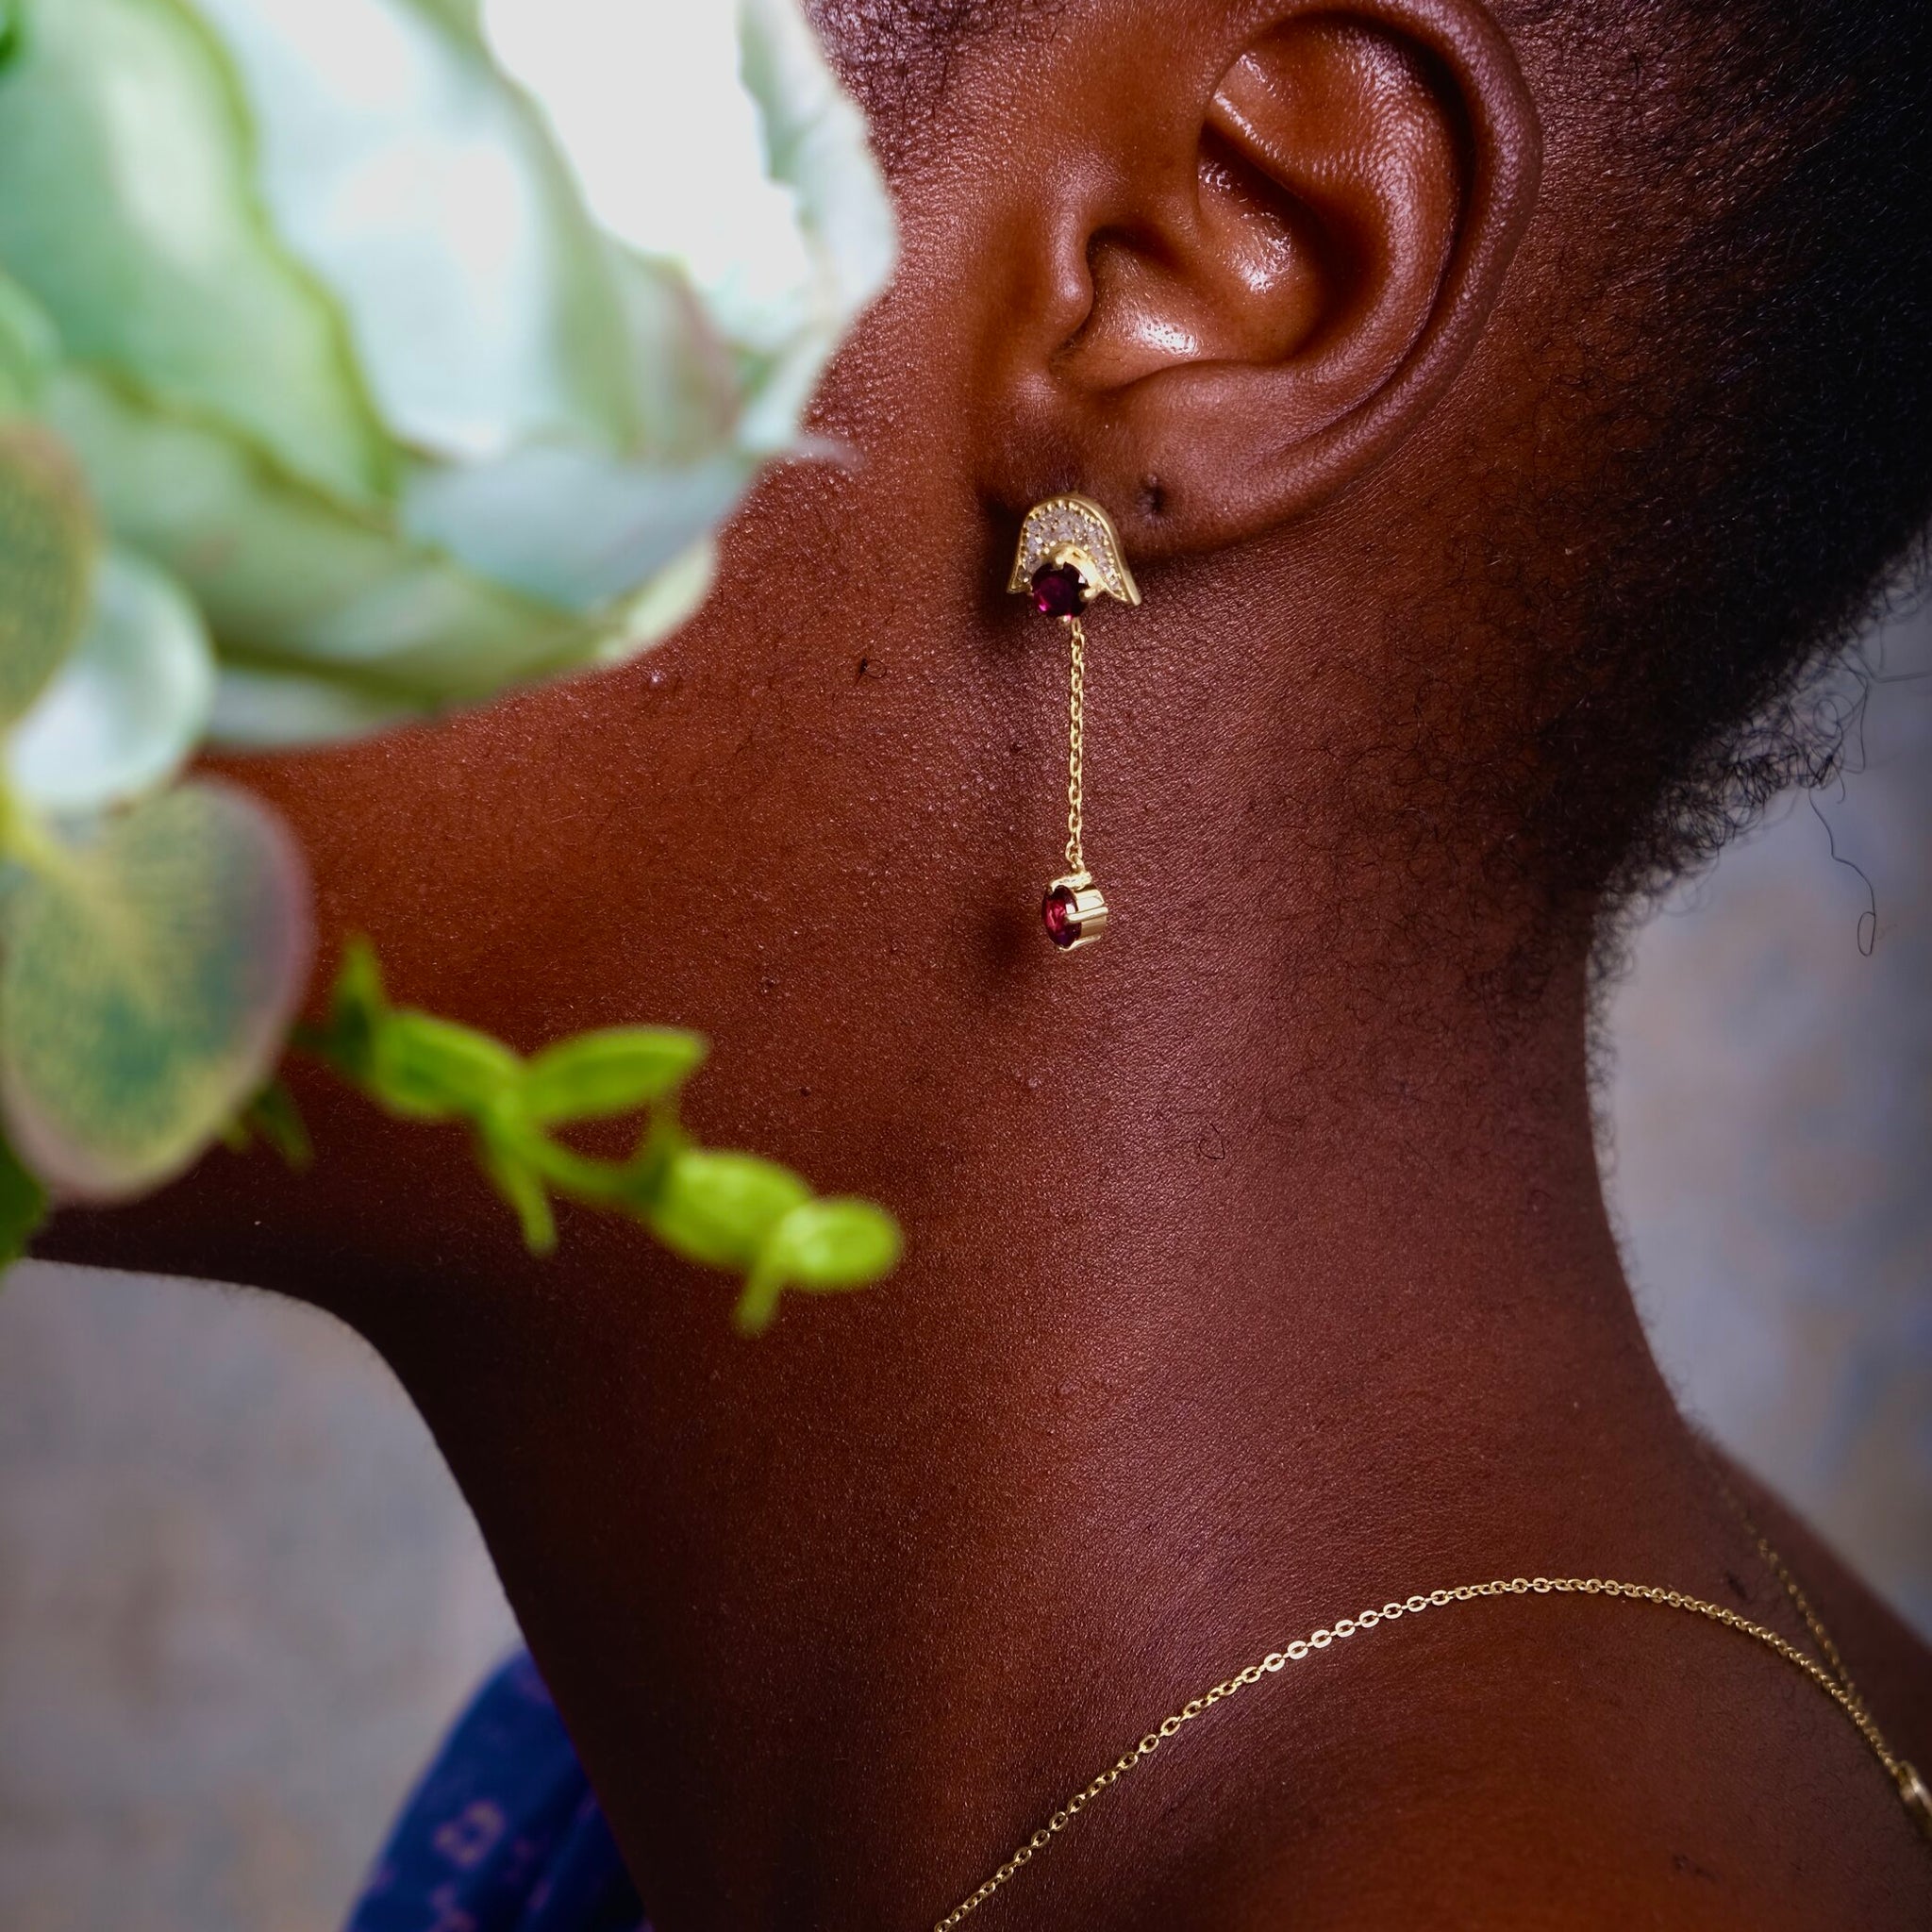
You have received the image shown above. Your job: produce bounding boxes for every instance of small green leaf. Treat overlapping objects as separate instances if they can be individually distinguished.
[477,1129,558,1257]
[0,422,94,727]
[768,1198,903,1289]
[491,1110,641,1208]
[0,779,313,1199]
[0,1126,48,1267]
[735,1197,902,1334]
[336,939,388,1027]
[367,1011,520,1122]
[519,1026,707,1124]
[646,1147,811,1273]
[241,1077,311,1171]
[297,937,388,1079]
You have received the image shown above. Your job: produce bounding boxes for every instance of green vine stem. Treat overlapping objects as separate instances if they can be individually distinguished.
[291,941,902,1334]
[0,1128,46,1265]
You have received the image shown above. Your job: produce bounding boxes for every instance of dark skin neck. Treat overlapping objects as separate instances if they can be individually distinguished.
[42,0,1932,1917]
[48,446,1932,1926]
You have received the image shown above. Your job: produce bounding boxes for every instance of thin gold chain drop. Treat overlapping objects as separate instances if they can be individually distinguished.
[1063,614,1086,876]
[932,1566,1930,1931]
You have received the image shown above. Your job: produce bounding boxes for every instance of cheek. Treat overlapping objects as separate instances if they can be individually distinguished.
[210,323,993,1046]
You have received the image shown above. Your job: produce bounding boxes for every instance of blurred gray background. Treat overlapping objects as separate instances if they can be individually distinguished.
[1,608,1927,1932]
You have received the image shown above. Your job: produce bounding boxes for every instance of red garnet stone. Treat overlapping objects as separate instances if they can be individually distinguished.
[1042,884,1082,948]
[1029,560,1087,619]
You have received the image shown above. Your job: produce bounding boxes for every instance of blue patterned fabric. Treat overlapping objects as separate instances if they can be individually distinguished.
[346,1652,648,1932]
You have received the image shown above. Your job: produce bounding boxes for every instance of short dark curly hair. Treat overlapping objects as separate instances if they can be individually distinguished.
[1491,0,1932,918]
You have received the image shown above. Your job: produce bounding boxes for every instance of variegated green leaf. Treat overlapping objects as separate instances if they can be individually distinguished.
[0,780,312,1199]
[0,422,94,727]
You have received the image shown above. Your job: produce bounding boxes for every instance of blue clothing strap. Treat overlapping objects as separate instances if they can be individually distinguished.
[346,1653,648,1932]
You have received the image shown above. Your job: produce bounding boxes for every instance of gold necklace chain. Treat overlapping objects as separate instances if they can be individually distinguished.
[934,1567,1932,1930]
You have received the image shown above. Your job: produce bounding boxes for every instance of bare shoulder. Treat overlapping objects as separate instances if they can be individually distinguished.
[1722,1455,1932,1773]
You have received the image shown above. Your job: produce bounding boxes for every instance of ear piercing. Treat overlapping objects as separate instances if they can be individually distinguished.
[1009,495,1140,953]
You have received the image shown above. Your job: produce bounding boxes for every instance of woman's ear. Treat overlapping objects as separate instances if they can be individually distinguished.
[970,0,1540,557]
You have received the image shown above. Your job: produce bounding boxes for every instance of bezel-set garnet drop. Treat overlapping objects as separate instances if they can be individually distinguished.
[1042,871,1108,952]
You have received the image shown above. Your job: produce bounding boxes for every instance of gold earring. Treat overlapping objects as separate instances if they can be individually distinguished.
[1008,494,1141,953]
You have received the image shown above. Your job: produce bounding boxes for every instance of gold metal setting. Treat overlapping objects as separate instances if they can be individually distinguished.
[1008,494,1141,606]
[1042,870,1108,952]
[1012,495,1138,952]
[1904,1761,1932,1835]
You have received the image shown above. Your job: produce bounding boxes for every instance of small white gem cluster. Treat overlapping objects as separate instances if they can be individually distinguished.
[1011,499,1132,601]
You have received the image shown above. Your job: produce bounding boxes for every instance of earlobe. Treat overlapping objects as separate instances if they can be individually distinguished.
[976,0,1541,558]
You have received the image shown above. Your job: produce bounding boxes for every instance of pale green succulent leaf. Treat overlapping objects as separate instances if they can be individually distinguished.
[402,446,746,614]
[8,550,216,816]
[478,0,784,415]
[0,422,95,727]
[208,665,425,749]
[737,0,896,319]
[187,0,641,462]
[609,252,752,465]
[733,0,895,451]
[51,371,717,734]
[47,370,591,719]
[597,538,719,668]
[478,0,893,458]
[0,0,898,769]
[395,0,483,48]
[647,1148,812,1274]
[0,270,58,416]
[520,1027,708,1125]
[0,0,392,504]
[0,779,313,1200]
